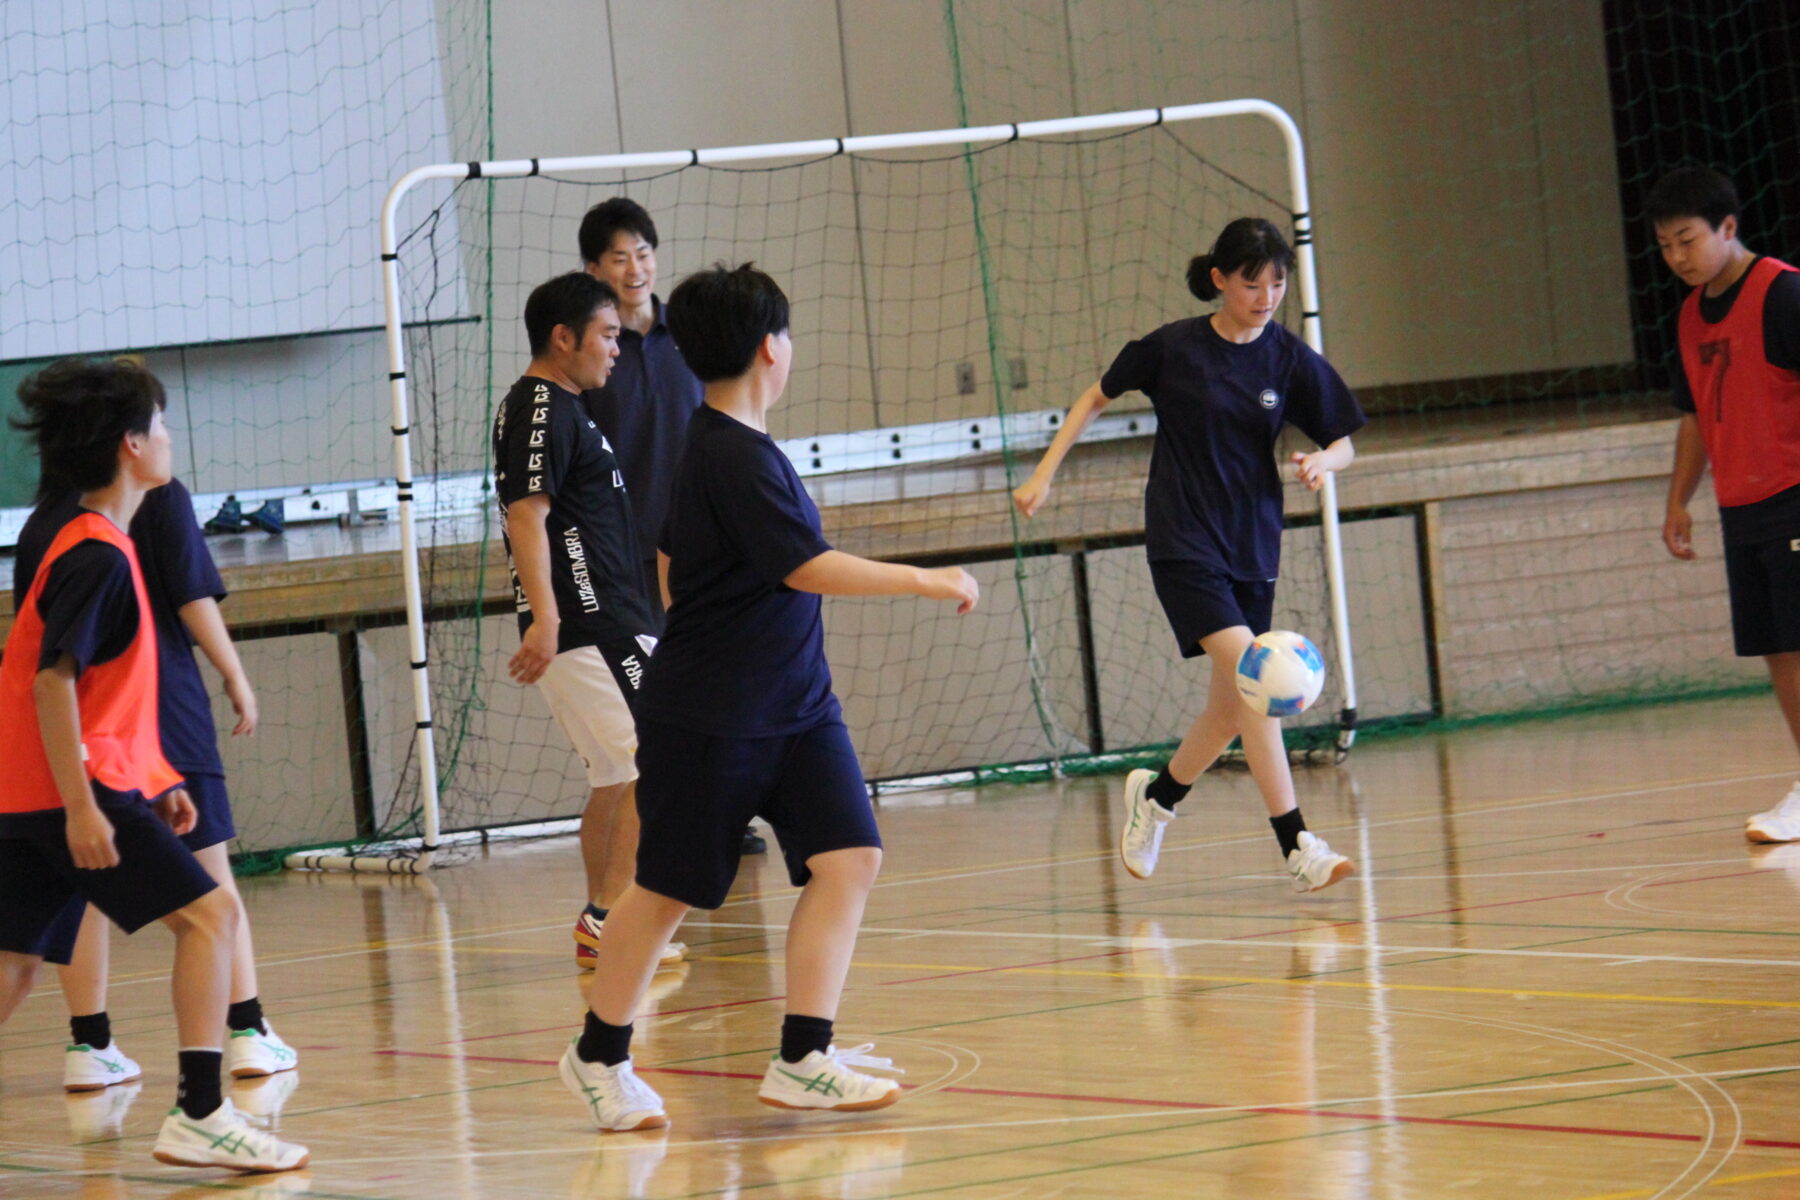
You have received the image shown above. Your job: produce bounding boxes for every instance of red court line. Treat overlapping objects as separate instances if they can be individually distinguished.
[372,1049,1800,1149]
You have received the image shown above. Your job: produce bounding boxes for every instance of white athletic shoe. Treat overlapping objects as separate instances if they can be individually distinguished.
[758,1044,904,1112]
[1119,769,1176,880]
[559,1043,669,1132]
[1746,782,1800,844]
[1286,831,1355,893]
[227,1024,300,1078]
[66,1081,142,1140]
[152,1099,309,1172]
[575,911,686,970]
[64,1041,142,1092]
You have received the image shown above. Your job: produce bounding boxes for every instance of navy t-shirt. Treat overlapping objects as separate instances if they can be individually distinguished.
[582,297,704,566]
[1669,258,1800,543]
[15,482,225,775]
[493,375,653,652]
[639,405,839,738]
[1101,317,1366,581]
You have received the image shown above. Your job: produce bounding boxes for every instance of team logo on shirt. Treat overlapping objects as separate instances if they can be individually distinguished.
[529,429,545,447]
[1258,389,1280,409]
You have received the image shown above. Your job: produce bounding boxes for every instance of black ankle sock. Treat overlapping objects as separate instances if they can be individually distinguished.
[226,996,267,1036]
[780,1014,835,1064]
[1145,768,1192,810]
[583,902,608,922]
[577,1011,632,1067]
[69,1011,110,1050]
[176,1048,223,1119]
[1271,809,1307,858]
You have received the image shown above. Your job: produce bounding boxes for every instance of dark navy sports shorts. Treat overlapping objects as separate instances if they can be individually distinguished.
[0,791,219,965]
[1148,559,1275,659]
[178,771,236,852]
[1724,533,1800,656]
[633,717,881,910]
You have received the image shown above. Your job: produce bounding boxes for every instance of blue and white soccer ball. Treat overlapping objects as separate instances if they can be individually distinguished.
[1234,630,1326,718]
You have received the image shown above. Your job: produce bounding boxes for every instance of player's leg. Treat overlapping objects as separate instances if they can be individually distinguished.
[580,780,635,908]
[0,828,81,1025]
[1736,538,1800,840]
[56,904,146,1091]
[757,723,900,1113]
[0,952,44,1024]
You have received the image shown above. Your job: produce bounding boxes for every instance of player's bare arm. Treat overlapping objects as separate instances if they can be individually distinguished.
[1013,379,1111,517]
[785,550,978,614]
[1291,436,1355,492]
[506,492,561,682]
[179,596,257,735]
[33,655,118,869]
[1663,413,1706,560]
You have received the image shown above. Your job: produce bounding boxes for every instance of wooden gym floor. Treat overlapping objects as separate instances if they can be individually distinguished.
[2,691,1798,1198]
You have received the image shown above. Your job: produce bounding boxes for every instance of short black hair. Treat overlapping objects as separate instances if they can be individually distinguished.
[12,358,167,498]
[665,263,791,383]
[1187,217,1296,302]
[1646,165,1740,231]
[523,272,618,357]
[578,197,659,264]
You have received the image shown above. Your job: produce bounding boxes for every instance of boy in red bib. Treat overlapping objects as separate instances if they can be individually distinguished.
[1652,166,1800,840]
[0,359,307,1173]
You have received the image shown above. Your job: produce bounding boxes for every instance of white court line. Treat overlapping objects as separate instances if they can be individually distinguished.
[696,920,1800,970]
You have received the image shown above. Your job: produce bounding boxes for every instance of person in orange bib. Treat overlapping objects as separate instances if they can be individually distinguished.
[1651,166,1800,842]
[0,359,307,1173]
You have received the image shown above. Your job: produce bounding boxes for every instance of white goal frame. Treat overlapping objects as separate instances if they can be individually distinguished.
[290,99,1357,873]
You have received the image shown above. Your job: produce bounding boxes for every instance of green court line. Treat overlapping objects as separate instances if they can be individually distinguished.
[1452,1082,1675,1118]
[1678,1036,1800,1058]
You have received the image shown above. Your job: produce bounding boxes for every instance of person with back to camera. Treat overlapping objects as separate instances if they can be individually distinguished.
[1014,217,1366,892]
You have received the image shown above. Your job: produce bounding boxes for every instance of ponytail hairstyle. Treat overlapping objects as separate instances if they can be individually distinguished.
[1186,217,1296,302]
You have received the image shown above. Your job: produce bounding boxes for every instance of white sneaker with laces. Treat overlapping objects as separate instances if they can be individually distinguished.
[559,1042,669,1132]
[1286,830,1354,893]
[1119,769,1177,880]
[758,1043,904,1112]
[64,1041,142,1092]
[152,1099,309,1172]
[226,1023,299,1078]
[1746,781,1800,844]
[574,911,686,970]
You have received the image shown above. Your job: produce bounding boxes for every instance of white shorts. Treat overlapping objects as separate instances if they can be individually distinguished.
[536,640,654,788]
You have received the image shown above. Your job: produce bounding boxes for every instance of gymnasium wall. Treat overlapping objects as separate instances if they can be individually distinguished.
[75,0,1635,498]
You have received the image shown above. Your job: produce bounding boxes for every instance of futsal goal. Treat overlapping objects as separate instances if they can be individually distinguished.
[289,99,1365,873]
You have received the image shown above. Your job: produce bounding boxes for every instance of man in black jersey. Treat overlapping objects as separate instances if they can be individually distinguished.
[493,272,682,969]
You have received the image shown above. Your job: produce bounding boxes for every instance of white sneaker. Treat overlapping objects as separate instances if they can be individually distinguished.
[64,1041,142,1092]
[66,1081,142,1139]
[1286,830,1354,893]
[227,1024,300,1078]
[575,911,686,970]
[1119,769,1176,880]
[758,1043,904,1112]
[152,1099,309,1172]
[559,1042,669,1132]
[1746,782,1800,844]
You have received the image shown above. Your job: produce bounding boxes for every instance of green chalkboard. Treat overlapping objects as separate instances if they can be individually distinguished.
[0,360,47,508]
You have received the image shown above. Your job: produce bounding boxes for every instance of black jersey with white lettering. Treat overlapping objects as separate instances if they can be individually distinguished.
[493,375,652,651]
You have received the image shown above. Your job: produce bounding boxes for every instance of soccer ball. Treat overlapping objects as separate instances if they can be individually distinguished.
[1234,631,1326,718]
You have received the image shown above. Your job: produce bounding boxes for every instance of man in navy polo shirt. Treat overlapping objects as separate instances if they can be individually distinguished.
[578,196,768,860]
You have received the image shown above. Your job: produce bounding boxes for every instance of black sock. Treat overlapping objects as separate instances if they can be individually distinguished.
[577,1011,632,1067]
[1271,809,1307,858]
[176,1048,223,1119]
[780,1014,835,1064]
[583,902,608,922]
[69,1011,110,1051]
[226,996,267,1036]
[1145,767,1192,810]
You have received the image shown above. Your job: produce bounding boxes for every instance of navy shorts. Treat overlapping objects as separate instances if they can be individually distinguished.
[0,792,219,965]
[1725,534,1800,657]
[634,718,881,910]
[1149,559,1275,659]
[178,772,236,851]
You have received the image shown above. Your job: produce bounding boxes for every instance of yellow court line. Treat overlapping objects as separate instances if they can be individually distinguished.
[692,954,1800,1011]
[1572,1164,1800,1200]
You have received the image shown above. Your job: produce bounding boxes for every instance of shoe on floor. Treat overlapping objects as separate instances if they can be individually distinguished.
[1118,769,1176,880]
[1286,830,1354,893]
[558,1042,669,1132]
[741,826,768,855]
[574,911,685,969]
[757,1043,903,1112]
[204,497,251,534]
[1746,781,1800,844]
[152,1099,309,1172]
[226,1023,299,1078]
[64,1041,142,1093]
[248,499,285,534]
